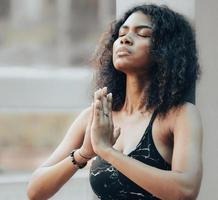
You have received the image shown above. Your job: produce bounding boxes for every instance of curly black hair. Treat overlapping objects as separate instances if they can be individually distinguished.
[91,4,201,116]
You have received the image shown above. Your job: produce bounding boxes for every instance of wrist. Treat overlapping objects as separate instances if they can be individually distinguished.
[96,146,113,160]
[79,147,94,160]
[74,149,89,163]
[79,149,92,160]
[70,150,87,169]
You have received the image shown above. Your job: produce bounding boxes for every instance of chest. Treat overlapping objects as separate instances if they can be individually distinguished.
[113,114,173,164]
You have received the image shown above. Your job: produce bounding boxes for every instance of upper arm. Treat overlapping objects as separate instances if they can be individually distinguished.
[171,103,203,190]
[41,106,92,167]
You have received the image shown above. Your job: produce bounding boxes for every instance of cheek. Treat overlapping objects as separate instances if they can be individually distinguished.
[133,42,151,67]
[112,40,119,64]
[136,42,150,59]
[112,40,119,56]
[136,41,151,57]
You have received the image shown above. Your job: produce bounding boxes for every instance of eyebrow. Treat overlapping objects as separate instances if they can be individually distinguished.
[120,25,153,30]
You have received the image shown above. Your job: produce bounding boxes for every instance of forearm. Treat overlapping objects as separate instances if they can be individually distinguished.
[100,148,197,200]
[27,156,76,200]
[27,150,89,200]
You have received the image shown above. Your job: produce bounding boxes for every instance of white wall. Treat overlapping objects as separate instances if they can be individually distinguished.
[116,0,195,21]
[196,0,218,199]
[0,67,93,112]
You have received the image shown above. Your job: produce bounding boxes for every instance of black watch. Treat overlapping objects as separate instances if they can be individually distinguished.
[70,150,87,169]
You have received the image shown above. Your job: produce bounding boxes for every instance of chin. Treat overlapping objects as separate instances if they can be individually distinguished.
[114,62,149,75]
[114,62,130,72]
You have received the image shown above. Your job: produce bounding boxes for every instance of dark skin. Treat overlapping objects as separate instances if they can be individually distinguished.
[27,12,203,200]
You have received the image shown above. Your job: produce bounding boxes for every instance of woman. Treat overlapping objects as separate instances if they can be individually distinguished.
[27,4,203,200]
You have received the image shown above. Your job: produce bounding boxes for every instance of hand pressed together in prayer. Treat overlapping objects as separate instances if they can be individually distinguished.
[90,87,121,157]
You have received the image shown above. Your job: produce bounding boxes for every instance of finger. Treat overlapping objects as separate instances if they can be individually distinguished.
[94,88,102,102]
[107,93,113,124]
[112,127,121,145]
[93,99,102,123]
[102,87,109,120]
[86,103,94,132]
[88,103,94,126]
[102,87,107,96]
[94,89,103,118]
[89,102,94,126]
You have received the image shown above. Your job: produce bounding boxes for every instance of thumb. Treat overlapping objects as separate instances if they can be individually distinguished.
[112,127,121,145]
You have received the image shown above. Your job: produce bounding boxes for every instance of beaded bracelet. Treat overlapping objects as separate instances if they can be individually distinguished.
[70,150,87,169]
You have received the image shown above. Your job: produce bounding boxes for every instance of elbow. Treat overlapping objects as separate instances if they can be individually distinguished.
[27,191,37,200]
[27,185,40,200]
[27,168,53,200]
[178,191,197,200]
[176,186,199,200]
[162,187,198,200]
[27,186,38,200]
[173,172,202,200]
[27,182,47,200]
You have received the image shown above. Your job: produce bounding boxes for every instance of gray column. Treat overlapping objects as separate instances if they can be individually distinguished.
[56,0,72,65]
[196,0,218,199]
[98,0,115,31]
[10,0,43,25]
[116,0,195,21]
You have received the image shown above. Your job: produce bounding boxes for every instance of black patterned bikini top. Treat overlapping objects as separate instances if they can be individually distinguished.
[89,110,171,200]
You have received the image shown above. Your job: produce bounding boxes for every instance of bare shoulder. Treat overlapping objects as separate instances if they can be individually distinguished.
[174,102,202,127]
[167,102,202,132]
[62,105,93,143]
[155,103,202,138]
[75,105,93,127]
[63,105,93,135]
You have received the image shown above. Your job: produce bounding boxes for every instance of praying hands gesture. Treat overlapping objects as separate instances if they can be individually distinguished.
[90,87,121,157]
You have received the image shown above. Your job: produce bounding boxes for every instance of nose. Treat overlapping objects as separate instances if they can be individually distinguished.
[120,34,133,46]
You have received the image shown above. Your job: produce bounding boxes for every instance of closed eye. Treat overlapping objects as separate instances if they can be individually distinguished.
[118,30,127,37]
[119,34,126,37]
[119,33,151,38]
[118,29,152,38]
[137,29,151,38]
[137,34,151,38]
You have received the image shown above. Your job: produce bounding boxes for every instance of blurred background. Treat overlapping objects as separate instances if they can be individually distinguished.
[0,0,115,199]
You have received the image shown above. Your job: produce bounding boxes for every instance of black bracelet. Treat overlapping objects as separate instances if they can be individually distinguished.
[70,150,87,169]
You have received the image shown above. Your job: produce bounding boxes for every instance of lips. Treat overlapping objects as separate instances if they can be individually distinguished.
[116,47,132,56]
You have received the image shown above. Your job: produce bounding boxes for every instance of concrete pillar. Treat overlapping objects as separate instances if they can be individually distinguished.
[98,0,115,30]
[10,0,43,25]
[56,0,72,65]
[196,0,218,199]
[116,0,195,22]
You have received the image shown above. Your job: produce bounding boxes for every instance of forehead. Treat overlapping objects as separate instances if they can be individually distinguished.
[122,11,152,27]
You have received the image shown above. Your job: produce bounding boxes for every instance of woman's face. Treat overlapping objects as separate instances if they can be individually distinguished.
[113,12,153,74]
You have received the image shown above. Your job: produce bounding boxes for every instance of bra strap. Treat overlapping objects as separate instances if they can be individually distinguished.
[148,109,158,128]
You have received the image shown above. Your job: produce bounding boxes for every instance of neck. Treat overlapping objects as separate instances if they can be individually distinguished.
[122,73,150,115]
